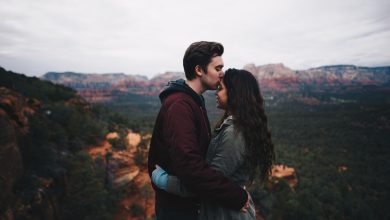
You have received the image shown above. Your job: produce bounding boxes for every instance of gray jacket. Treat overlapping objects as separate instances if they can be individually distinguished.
[166,116,256,220]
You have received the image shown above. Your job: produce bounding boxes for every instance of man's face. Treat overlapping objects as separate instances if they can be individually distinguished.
[200,56,224,90]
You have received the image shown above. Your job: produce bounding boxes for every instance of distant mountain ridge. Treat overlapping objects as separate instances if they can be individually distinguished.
[243,63,390,92]
[40,64,390,101]
[43,71,148,89]
[41,71,184,101]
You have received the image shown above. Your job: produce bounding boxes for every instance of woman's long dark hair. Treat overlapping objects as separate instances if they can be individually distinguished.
[216,68,275,183]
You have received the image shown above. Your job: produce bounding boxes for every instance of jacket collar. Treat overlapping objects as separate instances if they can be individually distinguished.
[159,79,205,107]
[215,115,233,133]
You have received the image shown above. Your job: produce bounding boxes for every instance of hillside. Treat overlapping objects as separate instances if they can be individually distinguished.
[0,67,153,220]
[2,66,390,219]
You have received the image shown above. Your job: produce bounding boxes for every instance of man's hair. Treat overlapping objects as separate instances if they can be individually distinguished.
[183,41,224,80]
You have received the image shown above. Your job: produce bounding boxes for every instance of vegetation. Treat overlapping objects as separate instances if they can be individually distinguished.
[0,67,76,102]
[130,203,144,217]
[107,129,129,150]
[2,67,389,219]
[62,152,115,220]
[0,68,123,219]
[100,92,159,132]
[248,89,390,220]
[92,79,390,219]
[99,82,390,219]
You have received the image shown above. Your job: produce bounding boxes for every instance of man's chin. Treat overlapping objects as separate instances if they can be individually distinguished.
[211,85,219,90]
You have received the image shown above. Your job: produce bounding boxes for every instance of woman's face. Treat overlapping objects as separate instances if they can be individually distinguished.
[216,79,228,110]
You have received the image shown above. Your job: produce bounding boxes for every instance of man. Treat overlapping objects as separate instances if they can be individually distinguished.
[148,41,248,220]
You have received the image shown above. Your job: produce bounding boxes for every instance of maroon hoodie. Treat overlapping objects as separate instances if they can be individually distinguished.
[148,79,247,211]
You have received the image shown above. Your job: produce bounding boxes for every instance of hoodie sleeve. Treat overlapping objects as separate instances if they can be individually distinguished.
[163,99,248,210]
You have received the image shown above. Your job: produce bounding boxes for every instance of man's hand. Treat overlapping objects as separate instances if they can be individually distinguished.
[240,191,251,212]
[151,165,168,190]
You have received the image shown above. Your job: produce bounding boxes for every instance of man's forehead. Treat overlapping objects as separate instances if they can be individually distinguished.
[210,56,224,66]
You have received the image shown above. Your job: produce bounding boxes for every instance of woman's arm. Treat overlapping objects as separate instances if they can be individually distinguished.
[151,166,194,197]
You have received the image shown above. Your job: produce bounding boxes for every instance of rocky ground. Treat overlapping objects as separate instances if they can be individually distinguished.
[88,130,155,220]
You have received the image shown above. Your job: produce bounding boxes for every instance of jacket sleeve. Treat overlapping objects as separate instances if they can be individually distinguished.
[166,175,194,197]
[164,100,248,210]
[208,127,246,178]
[166,127,245,197]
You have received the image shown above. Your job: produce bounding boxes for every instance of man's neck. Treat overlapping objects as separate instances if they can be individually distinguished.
[186,79,205,95]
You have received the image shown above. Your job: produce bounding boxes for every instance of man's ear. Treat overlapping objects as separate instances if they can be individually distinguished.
[195,65,203,77]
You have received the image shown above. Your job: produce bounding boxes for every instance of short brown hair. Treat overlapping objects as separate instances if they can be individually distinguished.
[183,41,224,80]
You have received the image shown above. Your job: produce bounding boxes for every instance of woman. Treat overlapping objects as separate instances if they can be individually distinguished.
[152,68,275,219]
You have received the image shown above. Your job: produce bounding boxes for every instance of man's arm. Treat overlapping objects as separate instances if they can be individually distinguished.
[163,100,247,210]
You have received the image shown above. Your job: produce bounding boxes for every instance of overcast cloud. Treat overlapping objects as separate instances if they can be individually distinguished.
[1,0,390,78]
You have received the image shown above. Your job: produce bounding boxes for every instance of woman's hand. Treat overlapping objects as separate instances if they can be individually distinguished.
[151,165,168,190]
[240,191,251,212]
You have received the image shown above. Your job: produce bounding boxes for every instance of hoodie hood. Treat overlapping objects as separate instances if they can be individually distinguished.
[159,79,205,107]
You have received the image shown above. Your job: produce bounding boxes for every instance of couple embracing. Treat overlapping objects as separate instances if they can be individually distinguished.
[147,41,275,220]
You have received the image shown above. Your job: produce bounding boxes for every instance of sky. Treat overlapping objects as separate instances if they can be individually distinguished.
[1,0,390,78]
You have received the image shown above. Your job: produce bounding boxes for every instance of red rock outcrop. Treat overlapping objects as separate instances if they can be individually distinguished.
[0,87,32,215]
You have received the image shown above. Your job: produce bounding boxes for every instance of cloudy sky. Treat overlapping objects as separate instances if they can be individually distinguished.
[1,0,390,78]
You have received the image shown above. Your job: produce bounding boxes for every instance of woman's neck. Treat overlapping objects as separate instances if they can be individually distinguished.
[225,110,233,117]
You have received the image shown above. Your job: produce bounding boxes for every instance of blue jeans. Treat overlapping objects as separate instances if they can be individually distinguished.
[155,201,199,220]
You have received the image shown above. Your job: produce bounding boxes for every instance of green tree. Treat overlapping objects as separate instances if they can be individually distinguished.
[62,152,114,220]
